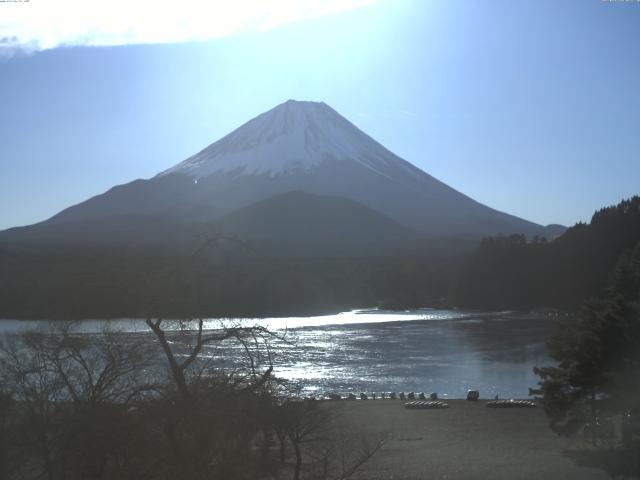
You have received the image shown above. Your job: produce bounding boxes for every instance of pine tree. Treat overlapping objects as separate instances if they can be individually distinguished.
[534,242,640,437]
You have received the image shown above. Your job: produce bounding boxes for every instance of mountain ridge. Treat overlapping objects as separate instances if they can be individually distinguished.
[0,99,570,319]
[32,99,562,239]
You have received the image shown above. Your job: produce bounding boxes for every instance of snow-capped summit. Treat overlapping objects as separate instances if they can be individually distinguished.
[37,100,559,239]
[159,100,416,179]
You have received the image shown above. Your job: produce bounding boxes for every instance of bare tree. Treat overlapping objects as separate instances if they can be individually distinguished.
[272,400,384,480]
[310,425,385,480]
[141,317,284,480]
[0,323,156,480]
[0,318,382,480]
[144,318,276,401]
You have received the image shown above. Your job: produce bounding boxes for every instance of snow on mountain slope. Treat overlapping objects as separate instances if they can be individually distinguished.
[34,99,560,239]
[159,100,419,180]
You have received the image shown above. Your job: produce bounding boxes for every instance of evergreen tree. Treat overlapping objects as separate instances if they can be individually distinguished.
[534,242,640,436]
[452,196,640,310]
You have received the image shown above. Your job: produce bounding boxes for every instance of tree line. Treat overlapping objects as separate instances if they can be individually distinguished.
[451,196,640,310]
[0,248,458,320]
[2,197,639,319]
[533,237,640,476]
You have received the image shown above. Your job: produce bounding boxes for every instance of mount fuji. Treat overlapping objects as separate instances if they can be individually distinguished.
[1,100,562,256]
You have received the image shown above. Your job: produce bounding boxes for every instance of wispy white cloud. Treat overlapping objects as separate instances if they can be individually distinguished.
[0,0,376,57]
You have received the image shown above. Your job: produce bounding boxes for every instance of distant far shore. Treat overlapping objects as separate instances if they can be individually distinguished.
[0,303,577,323]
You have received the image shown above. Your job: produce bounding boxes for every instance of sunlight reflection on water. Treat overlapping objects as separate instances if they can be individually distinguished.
[0,309,555,398]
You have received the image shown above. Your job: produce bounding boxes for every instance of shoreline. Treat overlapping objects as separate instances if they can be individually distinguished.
[326,399,609,480]
[0,306,563,324]
[0,303,578,323]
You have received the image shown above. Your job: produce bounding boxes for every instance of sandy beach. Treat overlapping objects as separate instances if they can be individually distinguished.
[325,399,610,480]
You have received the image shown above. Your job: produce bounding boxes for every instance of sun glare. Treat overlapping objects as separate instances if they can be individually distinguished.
[0,0,377,55]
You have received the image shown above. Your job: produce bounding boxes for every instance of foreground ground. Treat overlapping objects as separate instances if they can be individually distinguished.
[325,399,612,480]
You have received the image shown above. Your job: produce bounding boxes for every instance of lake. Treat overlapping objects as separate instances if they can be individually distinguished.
[0,309,558,399]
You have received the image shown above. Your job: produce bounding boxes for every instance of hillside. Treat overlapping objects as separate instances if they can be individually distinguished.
[451,196,640,310]
[213,191,424,257]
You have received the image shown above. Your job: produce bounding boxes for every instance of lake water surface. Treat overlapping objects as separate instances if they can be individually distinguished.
[0,309,557,399]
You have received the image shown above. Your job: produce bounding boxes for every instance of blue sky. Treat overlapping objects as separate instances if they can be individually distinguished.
[1,0,639,230]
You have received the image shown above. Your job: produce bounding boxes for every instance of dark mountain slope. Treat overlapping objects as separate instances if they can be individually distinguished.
[212,190,423,257]
[0,191,424,257]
